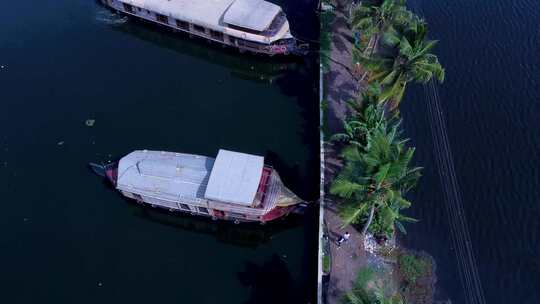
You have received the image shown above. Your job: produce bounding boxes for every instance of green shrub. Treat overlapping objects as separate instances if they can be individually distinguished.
[323,254,331,273]
[398,253,430,284]
[355,266,376,289]
[320,11,334,71]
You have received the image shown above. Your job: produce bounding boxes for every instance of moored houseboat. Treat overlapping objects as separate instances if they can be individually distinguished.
[100,0,308,55]
[91,149,306,223]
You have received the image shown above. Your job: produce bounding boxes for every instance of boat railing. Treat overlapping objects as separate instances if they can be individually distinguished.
[110,0,293,55]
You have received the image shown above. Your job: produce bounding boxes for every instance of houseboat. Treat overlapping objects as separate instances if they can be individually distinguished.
[90,149,306,223]
[100,0,308,56]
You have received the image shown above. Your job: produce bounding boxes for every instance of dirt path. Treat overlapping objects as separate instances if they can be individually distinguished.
[323,1,359,135]
[325,200,367,304]
[322,1,369,303]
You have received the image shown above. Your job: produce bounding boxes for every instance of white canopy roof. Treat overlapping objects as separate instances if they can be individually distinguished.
[204,149,264,206]
[116,150,214,204]
[119,0,280,31]
[223,0,282,31]
[120,0,234,30]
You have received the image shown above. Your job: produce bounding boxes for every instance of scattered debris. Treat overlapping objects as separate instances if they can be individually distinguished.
[364,233,378,255]
[85,119,96,127]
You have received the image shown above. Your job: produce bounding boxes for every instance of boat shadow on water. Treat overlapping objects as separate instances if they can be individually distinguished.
[101,9,303,84]
[93,167,312,248]
[125,196,309,249]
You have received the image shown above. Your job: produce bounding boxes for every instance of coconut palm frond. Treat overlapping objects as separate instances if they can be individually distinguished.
[331,179,363,198]
[342,145,363,162]
[339,202,370,227]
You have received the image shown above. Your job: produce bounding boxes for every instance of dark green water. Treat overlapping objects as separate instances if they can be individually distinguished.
[0,1,319,303]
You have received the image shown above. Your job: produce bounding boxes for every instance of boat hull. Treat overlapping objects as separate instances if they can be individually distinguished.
[101,165,298,223]
[130,198,296,224]
[99,0,302,56]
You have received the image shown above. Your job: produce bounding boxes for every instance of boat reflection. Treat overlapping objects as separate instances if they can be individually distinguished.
[106,13,301,83]
[125,199,305,248]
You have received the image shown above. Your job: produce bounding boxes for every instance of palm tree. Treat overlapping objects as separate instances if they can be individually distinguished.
[330,116,421,237]
[381,14,428,48]
[346,82,383,114]
[354,19,445,108]
[331,95,385,147]
[369,200,418,237]
[330,119,364,147]
[350,0,411,54]
[343,275,405,304]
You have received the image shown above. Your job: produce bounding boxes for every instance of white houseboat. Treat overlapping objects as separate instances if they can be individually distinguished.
[100,0,308,55]
[91,149,305,223]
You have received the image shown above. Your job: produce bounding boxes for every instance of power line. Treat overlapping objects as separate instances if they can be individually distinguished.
[424,80,486,304]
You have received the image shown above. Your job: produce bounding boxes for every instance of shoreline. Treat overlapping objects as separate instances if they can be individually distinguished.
[318,0,441,303]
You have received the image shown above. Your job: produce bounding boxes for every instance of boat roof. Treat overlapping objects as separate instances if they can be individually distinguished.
[223,0,282,32]
[116,149,265,206]
[116,150,215,204]
[204,149,264,206]
[119,0,281,32]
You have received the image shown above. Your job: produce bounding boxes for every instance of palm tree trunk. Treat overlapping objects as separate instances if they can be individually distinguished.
[360,205,375,235]
[372,34,380,56]
[358,34,380,84]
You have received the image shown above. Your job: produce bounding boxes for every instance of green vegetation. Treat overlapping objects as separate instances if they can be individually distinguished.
[398,252,431,285]
[321,99,332,140]
[330,97,421,237]
[351,0,445,108]
[329,0,445,239]
[324,0,443,301]
[343,267,404,304]
[323,254,331,273]
[320,10,334,71]
[351,0,411,54]
[356,266,376,288]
